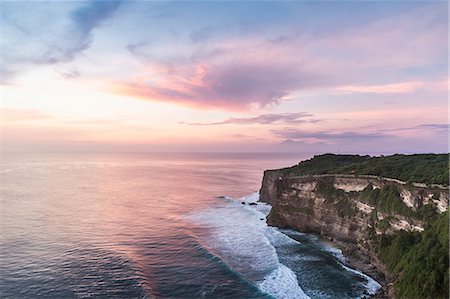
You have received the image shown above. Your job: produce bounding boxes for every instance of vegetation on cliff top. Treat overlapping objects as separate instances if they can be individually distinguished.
[315,178,357,217]
[286,153,449,185]
[376,211,449,298]
[360,184,414,218]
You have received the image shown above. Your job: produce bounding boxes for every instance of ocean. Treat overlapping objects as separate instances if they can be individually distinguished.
[0,152,380,298]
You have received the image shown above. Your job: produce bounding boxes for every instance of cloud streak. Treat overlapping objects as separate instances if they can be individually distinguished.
[334,81,426,95]
[333,80,448,95]
[181,112,319,125]
[273,123,450,146]
[418,124,450,131]
[273,128,385,143]
[377,123,450,133]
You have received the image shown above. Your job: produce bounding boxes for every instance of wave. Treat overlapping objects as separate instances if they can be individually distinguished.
[187,192,309,299]
[321,245,381,296]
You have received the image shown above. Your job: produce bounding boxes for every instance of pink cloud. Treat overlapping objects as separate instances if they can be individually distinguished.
[332,81,447,95]
[112,61,323,111]
[106,5,446,111]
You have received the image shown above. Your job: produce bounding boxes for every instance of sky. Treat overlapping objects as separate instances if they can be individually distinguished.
[1,0,449,153]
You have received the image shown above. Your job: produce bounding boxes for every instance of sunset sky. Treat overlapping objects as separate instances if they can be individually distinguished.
[2,1,448,153]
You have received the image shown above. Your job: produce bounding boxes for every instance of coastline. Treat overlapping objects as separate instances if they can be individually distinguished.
[271,226,389,298]
[239,194,383,298]
[329,239,392,298]
[251,199,388,298]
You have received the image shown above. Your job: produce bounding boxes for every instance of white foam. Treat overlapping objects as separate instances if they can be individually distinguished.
[187,192,309,299]
[322,245,347,264]
[188,192,381,298]
[340,263,381,296]
[258,264,309,299]
[323,246,381,296]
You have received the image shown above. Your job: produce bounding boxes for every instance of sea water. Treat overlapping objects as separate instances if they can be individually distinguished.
[0,152,380,298]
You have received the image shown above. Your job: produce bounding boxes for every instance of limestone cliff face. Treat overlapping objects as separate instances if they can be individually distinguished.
[259,169,288,203]
[259,171,449,294]
[260,171,449,245]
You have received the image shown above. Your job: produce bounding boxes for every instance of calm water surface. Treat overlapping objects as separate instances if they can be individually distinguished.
[0,153,379,298]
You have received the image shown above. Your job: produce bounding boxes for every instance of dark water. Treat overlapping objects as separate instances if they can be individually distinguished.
[0,153,379,298]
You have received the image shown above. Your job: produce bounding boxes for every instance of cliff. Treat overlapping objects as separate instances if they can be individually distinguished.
[259,155,449,298]
[261,174,448,238]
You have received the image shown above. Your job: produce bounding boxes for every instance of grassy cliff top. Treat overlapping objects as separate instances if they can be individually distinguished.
[284,153,449,186]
